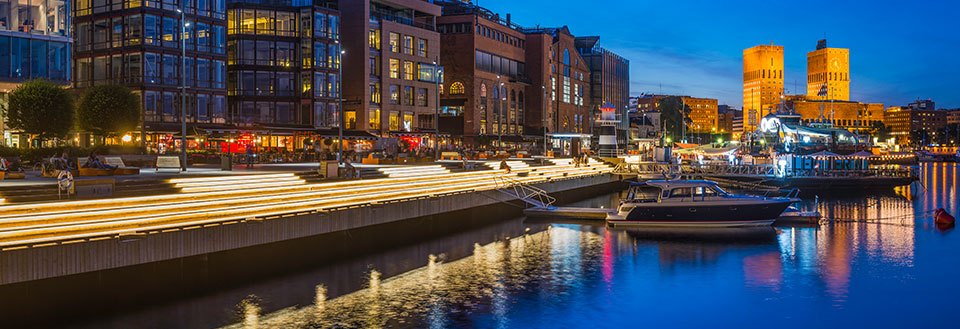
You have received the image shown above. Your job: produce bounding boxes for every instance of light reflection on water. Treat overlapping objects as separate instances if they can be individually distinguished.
[207,163,952,328]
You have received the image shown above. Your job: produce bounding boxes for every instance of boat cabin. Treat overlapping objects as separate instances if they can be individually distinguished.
[625,180,731,203]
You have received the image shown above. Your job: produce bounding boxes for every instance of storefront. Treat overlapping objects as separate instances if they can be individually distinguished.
[547,133,592,157]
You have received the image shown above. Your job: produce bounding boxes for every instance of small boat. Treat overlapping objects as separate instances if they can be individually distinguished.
[607,180,795,228]
[776,206,821,224]
[776,196,821,224]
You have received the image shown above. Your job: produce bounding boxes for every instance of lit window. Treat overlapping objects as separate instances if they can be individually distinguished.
[450,82,465,95]
[389,59,399,79]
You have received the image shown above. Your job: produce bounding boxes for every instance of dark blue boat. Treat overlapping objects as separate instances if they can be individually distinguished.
[607,180,794,227]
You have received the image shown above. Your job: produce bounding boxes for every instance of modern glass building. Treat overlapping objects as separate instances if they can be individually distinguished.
[72,0,228,152]
[0,0,72,147]
[225,0,340,134]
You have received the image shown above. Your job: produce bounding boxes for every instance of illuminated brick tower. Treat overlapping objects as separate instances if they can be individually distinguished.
[806,39,850,101]
[742,44,784,134]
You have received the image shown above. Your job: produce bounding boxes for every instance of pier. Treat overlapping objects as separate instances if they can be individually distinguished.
[613,162,917,190]
[0,158,618,285]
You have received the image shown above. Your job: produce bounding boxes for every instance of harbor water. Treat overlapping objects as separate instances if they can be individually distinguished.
[66,163,957,328]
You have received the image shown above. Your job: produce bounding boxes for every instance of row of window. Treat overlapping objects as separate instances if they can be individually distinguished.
[0,37,70,82]
[356,109,429,131]
[549,76,585,106]
[230,100,336,126]
[799,119,882,127]
[227,39,339,69]
[386,58,438,82]
[142,90,226,123]
[808,72,848,82]
[386,84,430,107]
[477,24,524,49]
[0,0,69,36]
[228,70,338,99]
[475,50,524,79]
[436,23,471,34]
[386,32,429,58]
[75,0,226,19]
[744,69,783,80]
[76,14,226,54]
[75,52,226,88]
[226,9,338,39]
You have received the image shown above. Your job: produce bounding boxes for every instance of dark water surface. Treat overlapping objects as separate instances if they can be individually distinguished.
[76,163,957,329]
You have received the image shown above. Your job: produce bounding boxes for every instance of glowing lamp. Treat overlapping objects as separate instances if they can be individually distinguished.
[121,134,133,143]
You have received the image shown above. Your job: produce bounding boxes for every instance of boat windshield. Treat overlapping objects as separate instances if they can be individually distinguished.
[627,186,660,202]
[710,185,730,196]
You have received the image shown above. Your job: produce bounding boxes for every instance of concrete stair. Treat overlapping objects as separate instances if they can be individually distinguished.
[0,159,614,249]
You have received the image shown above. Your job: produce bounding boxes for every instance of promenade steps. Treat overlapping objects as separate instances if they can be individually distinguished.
[0,160,613,248]
[0,167,609,248]
[0,177,180,203]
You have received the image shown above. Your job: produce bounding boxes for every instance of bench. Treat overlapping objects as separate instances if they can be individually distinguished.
[78,158,115,176]
[440,151,462,160]
[156,156,183,172]
[104,156,140,175]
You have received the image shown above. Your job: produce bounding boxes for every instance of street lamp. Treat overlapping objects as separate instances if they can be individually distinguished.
[177,8,189,171]
[498,77,504,153]
[433,59,442,161]
[542,85,547,156]
[337,43,345,165]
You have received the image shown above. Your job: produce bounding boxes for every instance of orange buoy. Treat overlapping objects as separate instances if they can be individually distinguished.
[934,208,956,226]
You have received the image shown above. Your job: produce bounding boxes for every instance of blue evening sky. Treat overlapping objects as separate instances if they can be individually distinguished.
[477,0,960,109]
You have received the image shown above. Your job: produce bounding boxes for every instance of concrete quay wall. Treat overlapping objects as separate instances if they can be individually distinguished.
[0,174,619,285]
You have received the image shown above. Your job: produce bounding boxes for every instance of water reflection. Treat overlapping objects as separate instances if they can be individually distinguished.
[217,165,957,328]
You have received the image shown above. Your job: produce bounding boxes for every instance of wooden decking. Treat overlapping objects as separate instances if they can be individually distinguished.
[523,206,614,220]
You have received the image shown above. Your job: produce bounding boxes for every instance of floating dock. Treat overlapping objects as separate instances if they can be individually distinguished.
[523,206,614,220]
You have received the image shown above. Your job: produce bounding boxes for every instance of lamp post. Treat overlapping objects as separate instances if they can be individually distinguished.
[498,79,504,153]
[337,43,345,165]
[177,8,189,171]
[542,85,547,156]
[433,60,442,161]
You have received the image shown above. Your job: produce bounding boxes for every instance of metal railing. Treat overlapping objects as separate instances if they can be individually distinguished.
[493,175,556,208]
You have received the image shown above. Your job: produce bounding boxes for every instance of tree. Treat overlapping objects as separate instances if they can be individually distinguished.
[78,84,141,139]
[6,79,75,141]
[657,96,692,142]
[869,121,891,141]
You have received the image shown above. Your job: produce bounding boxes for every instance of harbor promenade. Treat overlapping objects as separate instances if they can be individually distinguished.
[0,158,617,285]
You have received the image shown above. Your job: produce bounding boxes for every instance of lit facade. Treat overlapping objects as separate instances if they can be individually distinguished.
[436,0,527,146]
[340,0,440,138]
[787,98,884,135]
[634,94,718,133]
[0,0,72,147]
[72,0,228,150]
[743,44,784,134]
[225,0,340,132]
[806,39,849,101]
[947,109,960,125]
[884,105,947,145]
[717,105,738,135]
[524,26,591,137]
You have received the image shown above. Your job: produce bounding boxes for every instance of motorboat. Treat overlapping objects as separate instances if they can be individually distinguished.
[607,180,795,227]
[776,195,821,224]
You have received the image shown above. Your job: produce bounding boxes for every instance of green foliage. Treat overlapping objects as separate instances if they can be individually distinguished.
[77,84,141,137]
[869,121,891,141]
[657,96,692,141]
[6,79,75,140]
